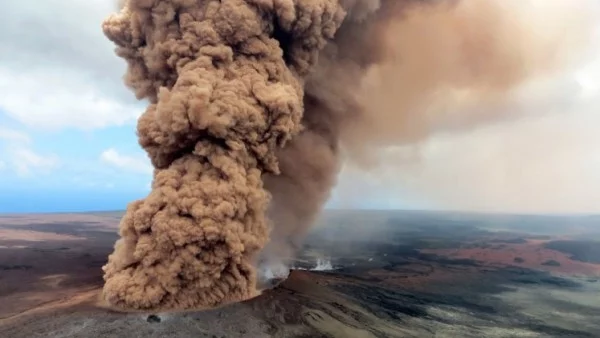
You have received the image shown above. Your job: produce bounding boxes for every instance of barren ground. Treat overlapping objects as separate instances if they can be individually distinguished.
[1,210,600,337]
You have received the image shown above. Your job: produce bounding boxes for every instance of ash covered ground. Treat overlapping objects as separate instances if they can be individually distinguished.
[1,210,600,338]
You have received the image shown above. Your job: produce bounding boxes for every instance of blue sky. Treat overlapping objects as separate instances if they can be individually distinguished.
[0,111,150,212]
[1,1,600,214]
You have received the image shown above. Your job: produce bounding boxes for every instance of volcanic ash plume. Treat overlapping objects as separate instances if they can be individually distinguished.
[101,0,345,311]
[101,0,590,311]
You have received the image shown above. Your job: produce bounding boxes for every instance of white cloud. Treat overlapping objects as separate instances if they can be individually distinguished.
[0,127,31,144]
[10,148,60,177]
[0,68,142,130]
[0,0,142,130]
[0,127,59,177]
[100,148,152,175]
[573,23,600,100]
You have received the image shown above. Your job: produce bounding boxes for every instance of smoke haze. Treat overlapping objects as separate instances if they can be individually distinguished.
[101,0,594,312]
[331,1,600,214]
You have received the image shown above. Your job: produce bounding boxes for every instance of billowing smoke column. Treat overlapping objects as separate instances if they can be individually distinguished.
[102,0,346,311]
[101,0,588,311]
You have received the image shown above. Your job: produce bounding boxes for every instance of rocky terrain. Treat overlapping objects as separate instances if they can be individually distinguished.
[1,210,599,337]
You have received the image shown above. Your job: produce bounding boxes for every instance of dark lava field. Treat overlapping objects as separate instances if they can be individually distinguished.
[1,210,600,337]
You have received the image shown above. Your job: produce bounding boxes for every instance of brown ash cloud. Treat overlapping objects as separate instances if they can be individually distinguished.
[101,0,590,311]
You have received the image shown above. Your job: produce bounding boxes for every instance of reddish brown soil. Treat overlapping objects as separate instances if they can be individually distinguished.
[0,229,84,241]
[421,239,600,276]
[0,214,118,322]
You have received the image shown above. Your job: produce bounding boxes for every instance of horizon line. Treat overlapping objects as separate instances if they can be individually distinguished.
[0,208,598,218]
